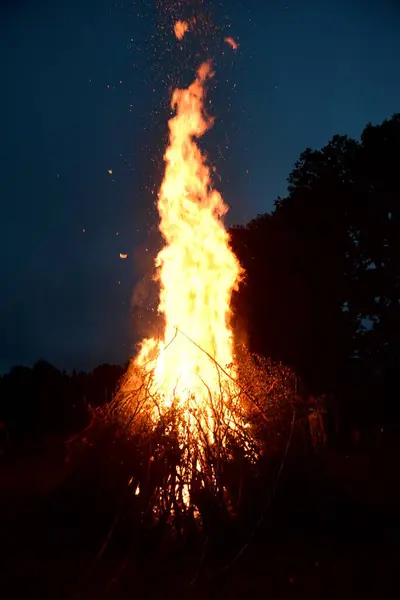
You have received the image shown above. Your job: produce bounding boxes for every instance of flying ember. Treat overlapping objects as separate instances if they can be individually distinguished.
[174,19,189,40]
[224,36,239,50]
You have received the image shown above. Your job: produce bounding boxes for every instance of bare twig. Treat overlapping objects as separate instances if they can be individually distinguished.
[177,328,269,424]
[217,409,297,578]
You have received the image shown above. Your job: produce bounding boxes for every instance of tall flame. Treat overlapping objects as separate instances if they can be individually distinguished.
[111,51,289,515]
[135,62,242,424]
[117,62,248,509]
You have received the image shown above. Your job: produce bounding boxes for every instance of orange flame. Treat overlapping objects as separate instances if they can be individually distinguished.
[224,36,239,51]
[174,20,189,40]
[116,61,258,510]
[132,62,243,439]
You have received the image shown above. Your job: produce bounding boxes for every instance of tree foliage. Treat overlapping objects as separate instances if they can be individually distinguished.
[231,114,400,425]
[0,361,124,439]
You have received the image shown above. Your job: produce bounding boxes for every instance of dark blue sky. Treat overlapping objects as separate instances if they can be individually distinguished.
[1,0,399,372]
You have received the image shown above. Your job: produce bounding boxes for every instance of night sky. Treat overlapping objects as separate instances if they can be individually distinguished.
[1,0,399,372]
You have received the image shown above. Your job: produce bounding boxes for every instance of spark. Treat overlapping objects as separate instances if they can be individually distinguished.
[174,20,189,40]
[224,36,239,50]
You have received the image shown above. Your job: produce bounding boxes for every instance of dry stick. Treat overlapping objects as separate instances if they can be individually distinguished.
[96,512,120,562]
[111,368,152,415]
[216,408,296,579]
[162,326,179,353]
[77,476,135,596]
[98,553,132,599]
[190,535,209,586]
[213,360,236,451]
[132,327,179,371]
[122,392,150,434]
[187,400,214,470]
[196,373,222,439]
[66,410,97,445]
[112,327,179,420]
[176,328,269,425]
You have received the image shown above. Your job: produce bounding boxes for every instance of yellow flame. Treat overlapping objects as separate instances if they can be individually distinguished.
[132,61,242,438]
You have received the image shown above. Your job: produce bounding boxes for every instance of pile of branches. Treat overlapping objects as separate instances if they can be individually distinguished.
[65,345,294,543]
[55,345,303,598]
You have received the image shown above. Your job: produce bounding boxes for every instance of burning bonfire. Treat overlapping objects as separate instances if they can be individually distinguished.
[69,26,293,539]
[115,60,253,511]
[108,59,291,521]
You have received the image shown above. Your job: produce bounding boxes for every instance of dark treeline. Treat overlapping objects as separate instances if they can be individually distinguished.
[0,362,124,441]
[1,114,399,444]
[231,113,400,434]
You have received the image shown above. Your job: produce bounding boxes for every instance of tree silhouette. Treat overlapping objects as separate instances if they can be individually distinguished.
[231,114,400,427]
[0,361,124,441]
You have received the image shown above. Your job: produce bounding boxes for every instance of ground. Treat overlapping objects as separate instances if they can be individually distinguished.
[0,432,399,599]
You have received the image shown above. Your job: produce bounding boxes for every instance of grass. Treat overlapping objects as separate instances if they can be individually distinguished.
[1,422,399,599]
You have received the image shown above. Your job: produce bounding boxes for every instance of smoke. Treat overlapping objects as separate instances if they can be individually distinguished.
[130,236,164,346]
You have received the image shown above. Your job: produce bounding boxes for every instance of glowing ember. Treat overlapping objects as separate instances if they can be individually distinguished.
[224,36,239,50]
[174,20,189,40]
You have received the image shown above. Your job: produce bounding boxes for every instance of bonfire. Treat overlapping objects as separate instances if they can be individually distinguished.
[108,56,292,522]
[69,25,293,539]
